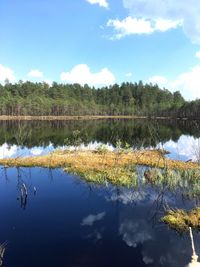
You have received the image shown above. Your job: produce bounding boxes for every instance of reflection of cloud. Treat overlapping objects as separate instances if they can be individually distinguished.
[63,141,114,151]
[162,135,200,161]
[86,230,103,242]
[0,143,55,158]
[81,212,106,226]
[107,189,146,204]
[30,147,44,156]
[118,202,200,267]
[119,219,153,248]
[0,143,18,158]
[143,256,153,264]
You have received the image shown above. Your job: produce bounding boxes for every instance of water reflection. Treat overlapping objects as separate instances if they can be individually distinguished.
[0,167,200,267]
[81,212,106,226]
[109,187,200,267]
[0,242,7,267]
[0,119,200,148]
[0,119,200,162]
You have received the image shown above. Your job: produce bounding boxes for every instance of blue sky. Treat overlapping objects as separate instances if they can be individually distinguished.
[1,0,200,99]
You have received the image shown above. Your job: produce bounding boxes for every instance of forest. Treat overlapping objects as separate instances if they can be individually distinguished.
[0,79,198,118]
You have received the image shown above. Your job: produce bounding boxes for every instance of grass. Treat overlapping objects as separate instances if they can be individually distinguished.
[162,207,200,233]
[0,149,200,186]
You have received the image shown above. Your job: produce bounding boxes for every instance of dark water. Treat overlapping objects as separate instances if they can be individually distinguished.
[0,119,200,266]
[0,167,200,267]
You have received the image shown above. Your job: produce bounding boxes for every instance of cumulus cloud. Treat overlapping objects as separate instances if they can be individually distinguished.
[122,0,200,43]
[81,212,106,226]
[60,64,115,86]
[0,64,16,83]
[147,65,200,100]
[107,16,181,39]
[196,51,200,59]
[86,0,108,8]
[27,69,43,78]
[107,17,181,39]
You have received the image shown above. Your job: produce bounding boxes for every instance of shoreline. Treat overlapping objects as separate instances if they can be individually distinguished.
[0,115,178,121]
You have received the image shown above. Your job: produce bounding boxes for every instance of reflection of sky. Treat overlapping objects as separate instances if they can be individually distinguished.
[81,212,106,226]
[0,141,113,159]
[0,142,55,158]
[0,135,200,162]
[0,167,200,267]
[159,135,200,161]
[115,188,200,267]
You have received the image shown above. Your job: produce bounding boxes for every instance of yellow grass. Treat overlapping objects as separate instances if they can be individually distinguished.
[0,149,198,170]
[162,207,200,232]
[0,149,199,186]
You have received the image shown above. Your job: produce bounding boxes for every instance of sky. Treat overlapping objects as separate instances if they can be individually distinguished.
[1,0,200,100]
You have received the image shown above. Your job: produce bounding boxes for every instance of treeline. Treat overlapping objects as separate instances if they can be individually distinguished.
[0,80,185,116]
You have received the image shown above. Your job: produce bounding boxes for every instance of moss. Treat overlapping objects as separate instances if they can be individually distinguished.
[162,207,200,233]
[66,165,138,187]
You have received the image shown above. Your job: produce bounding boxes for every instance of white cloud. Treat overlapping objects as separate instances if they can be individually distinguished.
[125,72,133,77]
[0,64,16,83]
[43,79,53,87]
[147,75,168,86]
[154,18,182,32]
[107,16,181,39]
[147,65,200,100]
[86,0,109,8]
[123,0,200,43]
[27,69,43,78]
[107,17,153,39]
[60,64,115,86]
[170,65,200,99]
[196,51,200,59]
[81,212,106,226]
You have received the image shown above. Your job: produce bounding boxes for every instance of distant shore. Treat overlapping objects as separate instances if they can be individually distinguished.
[0,115,175,121]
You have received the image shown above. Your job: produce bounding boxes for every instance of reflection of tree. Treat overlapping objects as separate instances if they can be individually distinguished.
[1,167,37,210]
[1,119,199,149]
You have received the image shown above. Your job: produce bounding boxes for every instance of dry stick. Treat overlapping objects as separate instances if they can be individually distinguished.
[0,241,8,267]
[188,227,200,265]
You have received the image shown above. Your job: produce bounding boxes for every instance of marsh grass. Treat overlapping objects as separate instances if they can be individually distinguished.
[0,149,200,186]
[162,207,200,233]
[144,167,200,198]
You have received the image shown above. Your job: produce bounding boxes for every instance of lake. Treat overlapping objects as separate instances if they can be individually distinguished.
[0,119,200,267]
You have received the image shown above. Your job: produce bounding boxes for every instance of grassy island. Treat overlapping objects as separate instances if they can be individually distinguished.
[0,149,200,186]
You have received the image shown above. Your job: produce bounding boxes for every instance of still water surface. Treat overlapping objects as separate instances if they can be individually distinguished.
[0,119,200,266]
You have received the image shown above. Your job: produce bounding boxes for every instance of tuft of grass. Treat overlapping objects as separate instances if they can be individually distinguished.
[162,207,200,233]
